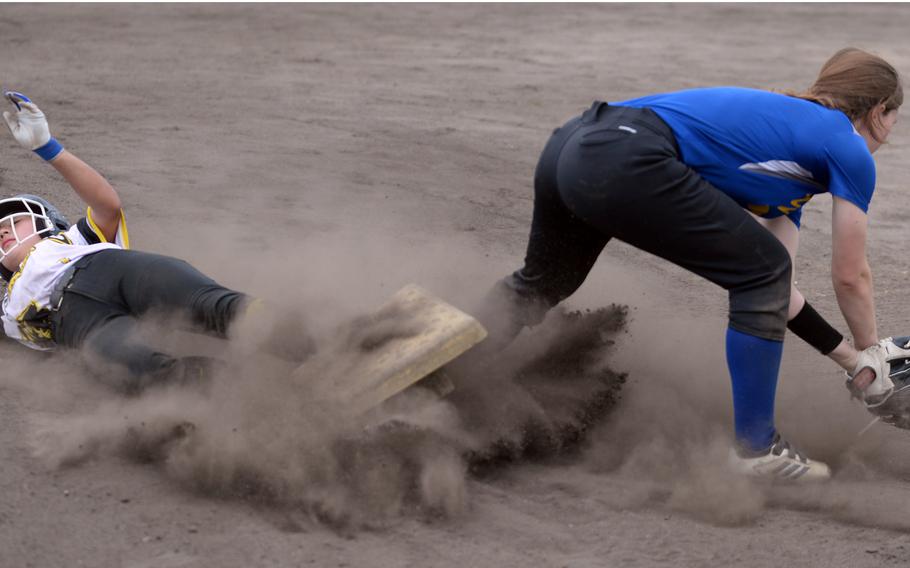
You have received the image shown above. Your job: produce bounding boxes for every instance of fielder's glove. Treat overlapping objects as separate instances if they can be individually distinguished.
[2,91,64,161]
[846,336,910,429]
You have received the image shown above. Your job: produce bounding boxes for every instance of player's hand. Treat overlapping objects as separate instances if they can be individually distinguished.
[846,337,910,430]
[2,91,64,161]
[847,337,910,403]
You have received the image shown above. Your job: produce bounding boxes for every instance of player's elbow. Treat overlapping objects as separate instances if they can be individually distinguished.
[95,189,122,218]
[107,193,123,213]
[831,264,871,293]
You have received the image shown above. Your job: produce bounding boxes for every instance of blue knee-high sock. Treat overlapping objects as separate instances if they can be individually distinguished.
[725,327,783,452]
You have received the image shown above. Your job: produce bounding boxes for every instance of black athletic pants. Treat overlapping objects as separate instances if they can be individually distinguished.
[484,101,791,343]
[50,249,247,392]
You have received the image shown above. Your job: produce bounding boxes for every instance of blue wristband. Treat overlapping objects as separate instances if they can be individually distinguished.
[34,138,63,161]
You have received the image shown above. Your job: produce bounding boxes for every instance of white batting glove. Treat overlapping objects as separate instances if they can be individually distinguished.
[849,337,910,403]
[2,91,64,161]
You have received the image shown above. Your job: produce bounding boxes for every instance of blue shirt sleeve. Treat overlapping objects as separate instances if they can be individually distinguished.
[824,132,876,213]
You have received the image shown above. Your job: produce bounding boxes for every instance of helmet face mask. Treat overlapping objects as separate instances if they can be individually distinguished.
[0,196,68,263]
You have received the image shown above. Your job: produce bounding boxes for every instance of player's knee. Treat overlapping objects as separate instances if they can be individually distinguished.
[81,347,181,395]
[728,252,791,341]
[190,287,248,337]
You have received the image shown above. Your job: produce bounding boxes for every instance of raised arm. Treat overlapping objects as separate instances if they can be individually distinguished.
[830,195,877,350]
[48,152,121,241]
[2,92,121,242]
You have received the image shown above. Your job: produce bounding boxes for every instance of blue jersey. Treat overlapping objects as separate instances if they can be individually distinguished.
[613,87,875,226]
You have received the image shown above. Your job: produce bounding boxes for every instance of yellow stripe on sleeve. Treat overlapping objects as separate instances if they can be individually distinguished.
[119,210,130,250]
[85,206,108,243]
[86,207,129,249]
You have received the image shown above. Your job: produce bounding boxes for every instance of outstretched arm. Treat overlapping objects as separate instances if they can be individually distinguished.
[2,91,122,242]
[830,196,877,350]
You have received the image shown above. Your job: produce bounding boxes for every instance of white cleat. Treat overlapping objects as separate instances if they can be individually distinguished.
[728,433,831,482]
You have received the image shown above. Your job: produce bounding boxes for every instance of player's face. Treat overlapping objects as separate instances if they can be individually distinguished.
[878,109,899,145]
[0,214,41,269]
[864,107,899,154]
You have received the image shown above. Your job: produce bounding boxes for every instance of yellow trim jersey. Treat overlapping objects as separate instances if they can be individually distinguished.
[1,208,129,350]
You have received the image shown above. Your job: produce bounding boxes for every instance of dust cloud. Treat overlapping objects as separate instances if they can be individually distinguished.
[582,306,910,528]
[6,194,910,533]
[10,216,629,530]
[19,303,627,530]
[12,228,910,535]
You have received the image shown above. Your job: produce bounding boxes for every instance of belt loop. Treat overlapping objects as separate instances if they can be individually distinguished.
[581,100,609,124]
[50,263,79,310]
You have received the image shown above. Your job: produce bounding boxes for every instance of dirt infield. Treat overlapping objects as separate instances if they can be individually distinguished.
[2,4,910,567]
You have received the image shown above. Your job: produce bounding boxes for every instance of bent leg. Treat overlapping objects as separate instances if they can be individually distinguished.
[106,251,314,361]
[479,111,611,349]
[558,150,792,341]
[112,251,247,337]
[107,251,313,360]
[555,115,792,452]
[81,315,181,393]
[62,249,247,337]
[563,163,791,451]
[481,183,609,348]
[53,290,217,393]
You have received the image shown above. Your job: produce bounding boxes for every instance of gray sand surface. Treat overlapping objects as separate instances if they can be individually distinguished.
[2,5,910,567]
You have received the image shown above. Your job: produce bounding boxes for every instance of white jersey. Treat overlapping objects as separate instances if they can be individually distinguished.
[2,208,130,350]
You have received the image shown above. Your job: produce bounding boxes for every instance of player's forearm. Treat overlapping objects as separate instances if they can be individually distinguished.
[826,339,858,371]
[832,268,877,349]
[3,92,122,235]
[50,150,122,219]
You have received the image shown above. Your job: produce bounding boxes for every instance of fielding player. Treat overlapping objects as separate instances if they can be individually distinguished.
[479,48,907,481]
[0,92,311,393]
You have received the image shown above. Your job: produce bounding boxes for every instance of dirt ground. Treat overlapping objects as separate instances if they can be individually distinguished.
[3,4,910,567]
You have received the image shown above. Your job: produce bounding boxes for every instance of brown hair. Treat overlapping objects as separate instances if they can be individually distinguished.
[788,47,904,120]
[785,47,904,142]
[788,48,902,140]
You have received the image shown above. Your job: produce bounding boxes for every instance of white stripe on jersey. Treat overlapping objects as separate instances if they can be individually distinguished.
[738,160,826,190]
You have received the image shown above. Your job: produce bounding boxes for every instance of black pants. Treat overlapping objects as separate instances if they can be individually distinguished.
[51,249,247,392]
[484,102,791,343]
